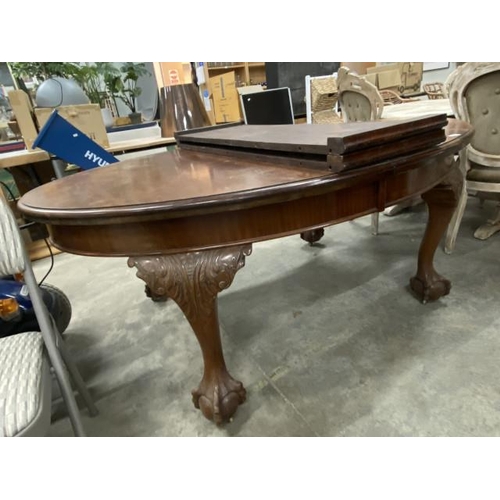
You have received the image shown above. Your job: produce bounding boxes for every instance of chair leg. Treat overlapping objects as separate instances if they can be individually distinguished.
[371,213,379,235]
[444,181,468,254]
[52,321,98,417]
[474,203,500,240]
[22,251,87,437]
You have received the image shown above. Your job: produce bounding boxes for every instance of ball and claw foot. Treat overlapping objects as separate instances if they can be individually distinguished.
[144,285,168,302]
[192,372,247,425]
[410,272,451,304]
[300,228,325,246]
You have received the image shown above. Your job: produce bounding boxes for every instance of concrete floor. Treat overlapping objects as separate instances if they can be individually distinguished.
[37,199,500,437]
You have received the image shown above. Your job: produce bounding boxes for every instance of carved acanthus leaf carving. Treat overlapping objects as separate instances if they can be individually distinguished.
[128,245,252,318]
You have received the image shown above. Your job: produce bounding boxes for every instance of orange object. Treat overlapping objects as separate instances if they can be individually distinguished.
[0,298,20,320]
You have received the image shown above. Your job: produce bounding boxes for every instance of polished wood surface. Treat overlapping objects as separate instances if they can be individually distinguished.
[176,116,445,155]
[19,120,472,258]
[128,245,252,424]
[178,116,449,173]
[18,148,323,219]
[17,119,473,425]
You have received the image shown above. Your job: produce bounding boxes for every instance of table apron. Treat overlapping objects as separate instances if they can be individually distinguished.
[46,155,455,257]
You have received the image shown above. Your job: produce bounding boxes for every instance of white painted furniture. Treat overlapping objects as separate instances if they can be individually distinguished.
[444,62,500,253]
[337,66,383,234]
[382,99,453,120]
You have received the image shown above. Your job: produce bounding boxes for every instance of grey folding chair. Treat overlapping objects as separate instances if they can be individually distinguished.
[0,195,97,437]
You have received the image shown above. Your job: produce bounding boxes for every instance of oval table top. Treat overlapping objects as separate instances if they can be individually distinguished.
[17,119,473,257]
[19,119,471,225]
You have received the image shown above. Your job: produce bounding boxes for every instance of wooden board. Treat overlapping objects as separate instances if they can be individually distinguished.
[328,128,447,172]
[0,149,50,169]
[176,116,449,172]
[327,114,447,154]
[7,90,39,150]
[177,115,447,155]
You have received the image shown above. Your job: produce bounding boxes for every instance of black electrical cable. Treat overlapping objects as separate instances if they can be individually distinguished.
[37,238,54,287]
[48,77,65,109]
[0,180,16,201]
[1,180,54,286]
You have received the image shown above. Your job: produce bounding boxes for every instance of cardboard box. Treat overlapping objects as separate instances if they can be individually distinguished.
[377,69,402,91]
[35,104,109,147]
[209,71,242,123]
[399,62,423,92]
[341,62,376,75]
[7,90,39,150]
[367,63,423,93]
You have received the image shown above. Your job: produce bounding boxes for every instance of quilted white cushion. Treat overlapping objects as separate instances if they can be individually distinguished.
[0,195,25,276]
[0,332,44,437]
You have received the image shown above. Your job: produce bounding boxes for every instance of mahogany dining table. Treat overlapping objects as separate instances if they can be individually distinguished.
[18,118,473,425]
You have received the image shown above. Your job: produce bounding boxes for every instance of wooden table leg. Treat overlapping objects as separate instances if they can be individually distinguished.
[128,244,252,424]
[410,157,463,303]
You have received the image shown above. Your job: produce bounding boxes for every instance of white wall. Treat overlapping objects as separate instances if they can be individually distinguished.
[421,63,457,85]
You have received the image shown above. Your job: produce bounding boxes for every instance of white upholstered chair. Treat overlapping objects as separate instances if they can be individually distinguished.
[0,195,97,436]
[444,62,500,253]
[337,66,384,235]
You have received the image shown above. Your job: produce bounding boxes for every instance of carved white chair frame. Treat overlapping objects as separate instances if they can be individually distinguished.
[337,66,384,122]
[445,62,500,253]
[337,67,384,234]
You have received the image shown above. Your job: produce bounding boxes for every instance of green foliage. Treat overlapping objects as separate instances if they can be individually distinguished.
[72,63,120,108]
[9,62,151,115]
[114,62,150,113]
[9,62,80,82]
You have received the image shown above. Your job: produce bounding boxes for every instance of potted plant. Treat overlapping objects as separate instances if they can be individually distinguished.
[72,63,121,127]
[72,63,118,106]
[113,62,150,124]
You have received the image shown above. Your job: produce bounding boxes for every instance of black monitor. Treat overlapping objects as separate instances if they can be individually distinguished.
[240,87,294,125]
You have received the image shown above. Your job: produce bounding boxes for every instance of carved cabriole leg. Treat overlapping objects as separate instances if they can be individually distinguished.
[145,284,169,302]
[127,244,252,424]
[410,157,463,303]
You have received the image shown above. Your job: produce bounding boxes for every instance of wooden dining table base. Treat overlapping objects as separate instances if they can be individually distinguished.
[126,163,462,424]
[17,120,473,426]
[128,244,252,424]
